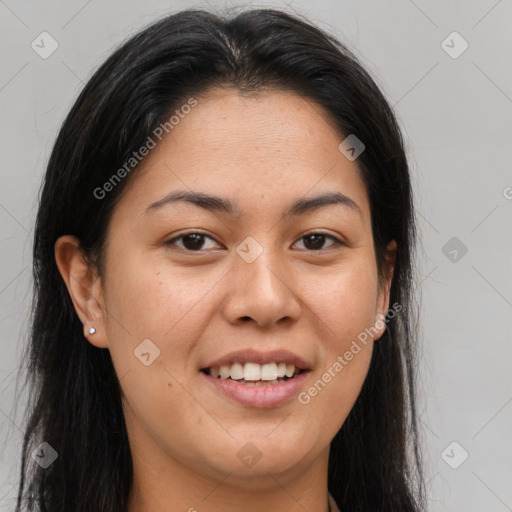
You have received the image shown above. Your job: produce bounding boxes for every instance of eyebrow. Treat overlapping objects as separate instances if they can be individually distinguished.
[145,189,363,221]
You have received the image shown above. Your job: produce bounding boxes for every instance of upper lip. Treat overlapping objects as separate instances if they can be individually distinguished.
[201,349,311,371]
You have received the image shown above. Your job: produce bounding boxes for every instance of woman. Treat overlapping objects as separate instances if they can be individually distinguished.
[16,7,425,512]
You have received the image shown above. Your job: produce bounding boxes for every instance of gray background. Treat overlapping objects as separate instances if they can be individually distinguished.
[0,1,511,511]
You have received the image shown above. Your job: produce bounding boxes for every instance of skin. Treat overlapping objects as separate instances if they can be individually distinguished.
[55,87,395,512]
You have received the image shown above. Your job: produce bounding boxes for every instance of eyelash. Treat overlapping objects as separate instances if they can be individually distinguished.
[165,231,343,253]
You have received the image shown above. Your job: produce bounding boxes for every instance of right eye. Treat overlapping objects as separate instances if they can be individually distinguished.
[164,232,222,252]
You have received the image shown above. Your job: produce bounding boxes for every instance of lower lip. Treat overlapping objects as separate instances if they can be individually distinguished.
[200,371,310,408]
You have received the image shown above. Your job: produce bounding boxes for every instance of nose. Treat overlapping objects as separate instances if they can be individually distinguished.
[220,245,302,329]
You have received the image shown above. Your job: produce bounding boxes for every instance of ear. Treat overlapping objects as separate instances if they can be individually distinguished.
[374,239,397,340]
[54,235,109,349]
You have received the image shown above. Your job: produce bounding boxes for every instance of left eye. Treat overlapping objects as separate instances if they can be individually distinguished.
[165,232,341,252]
[293,232,341,251]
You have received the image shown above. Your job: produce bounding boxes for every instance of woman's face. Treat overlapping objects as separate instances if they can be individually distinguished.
[84,88,393,490]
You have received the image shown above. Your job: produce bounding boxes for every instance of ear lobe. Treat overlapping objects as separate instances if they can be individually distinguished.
[54,235,108,349]
[374,239,397,340]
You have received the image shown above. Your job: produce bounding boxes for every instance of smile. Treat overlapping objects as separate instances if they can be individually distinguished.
[200,363,310,408]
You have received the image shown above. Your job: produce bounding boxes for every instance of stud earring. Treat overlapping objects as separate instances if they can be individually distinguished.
[88,327,96,335]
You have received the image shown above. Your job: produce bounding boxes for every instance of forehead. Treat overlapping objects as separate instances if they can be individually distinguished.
[113,87,370,223]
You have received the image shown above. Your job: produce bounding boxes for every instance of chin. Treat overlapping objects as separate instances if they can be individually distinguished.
[221,458,306,489]
[200,442,311,484]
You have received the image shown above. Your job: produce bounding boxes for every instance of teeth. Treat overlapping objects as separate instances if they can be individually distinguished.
[209,362,300,381]
[260,363,278,380]
[230,362,244,380]
[285,364,295,378]
[244,362,261,381]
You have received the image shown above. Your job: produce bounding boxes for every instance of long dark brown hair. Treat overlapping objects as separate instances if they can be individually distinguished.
[15,7,425,511]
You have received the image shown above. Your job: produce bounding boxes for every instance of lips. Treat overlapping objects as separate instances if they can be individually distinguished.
[200,369,310,408]
[198,348,312,407]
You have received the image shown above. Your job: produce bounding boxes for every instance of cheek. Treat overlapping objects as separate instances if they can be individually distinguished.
[304,254,379,349]
[104,252,221,342]
[294,254,378,427]
[298,268,377,435]
[300,342,373,441]
[103,257,216,448]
